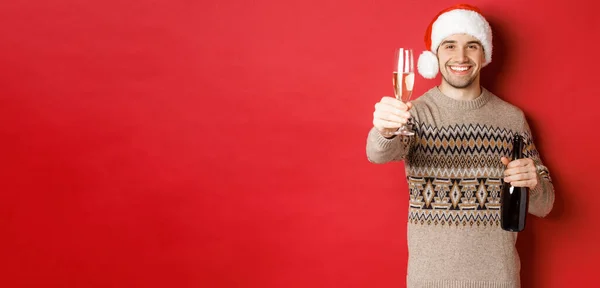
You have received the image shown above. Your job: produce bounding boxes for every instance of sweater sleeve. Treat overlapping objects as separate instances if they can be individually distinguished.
[522,119,555,218]
[365,127,413,164]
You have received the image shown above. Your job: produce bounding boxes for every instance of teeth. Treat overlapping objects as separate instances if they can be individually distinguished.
[450,66,469,72]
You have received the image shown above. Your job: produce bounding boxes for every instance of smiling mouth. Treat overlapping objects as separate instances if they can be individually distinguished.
[448,65,472,74]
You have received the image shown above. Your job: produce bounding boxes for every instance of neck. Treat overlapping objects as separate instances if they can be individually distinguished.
[438,78,482,101]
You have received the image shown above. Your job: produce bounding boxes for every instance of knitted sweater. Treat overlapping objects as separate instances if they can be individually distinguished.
[366,87,554,288]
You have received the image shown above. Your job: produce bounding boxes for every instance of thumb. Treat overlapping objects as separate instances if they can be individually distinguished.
[500,156,511,166]
[406,101,413,110]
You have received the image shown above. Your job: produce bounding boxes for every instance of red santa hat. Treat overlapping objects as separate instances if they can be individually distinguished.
[417,4,493,79]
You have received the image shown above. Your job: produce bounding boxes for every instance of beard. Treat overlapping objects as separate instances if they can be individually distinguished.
[441,72,477,89]
[440,62,478,89]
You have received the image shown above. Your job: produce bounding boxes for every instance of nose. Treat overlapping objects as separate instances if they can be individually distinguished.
[456,48,469,63]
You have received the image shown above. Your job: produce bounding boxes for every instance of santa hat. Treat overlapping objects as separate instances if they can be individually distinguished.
[417,4,493,79]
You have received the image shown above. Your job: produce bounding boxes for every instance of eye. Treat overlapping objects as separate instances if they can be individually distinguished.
[468,44,480,50]
[445,44,455,49]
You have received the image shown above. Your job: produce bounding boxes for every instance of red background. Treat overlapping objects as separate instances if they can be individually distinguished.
[1,0,598,287]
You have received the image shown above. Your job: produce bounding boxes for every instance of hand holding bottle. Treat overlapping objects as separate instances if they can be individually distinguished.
[501,157,538,189]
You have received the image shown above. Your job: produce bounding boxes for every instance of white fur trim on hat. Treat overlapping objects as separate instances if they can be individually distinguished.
[417,51,439,79]
[430,9,493,66]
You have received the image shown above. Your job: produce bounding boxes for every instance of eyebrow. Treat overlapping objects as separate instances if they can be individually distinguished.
[440,40,457,46]
[440,40,482,46]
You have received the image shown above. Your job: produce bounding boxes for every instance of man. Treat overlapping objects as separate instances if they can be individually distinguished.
[366,4,554,287]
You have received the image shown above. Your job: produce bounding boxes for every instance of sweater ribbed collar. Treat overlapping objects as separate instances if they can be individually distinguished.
[429,86,492,110]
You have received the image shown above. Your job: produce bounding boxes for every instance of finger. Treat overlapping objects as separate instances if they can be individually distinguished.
[506,159,525,169]
[501,157,510,166]
[506,158,534,169]
[373,118,404,129]
[504,171,537,183]
[378,102,410,116]
[380,97,410,110]
[503,167,537,177]
[375,102,410,115]
[406,101,413,110]
[373,110,408,124]
[375,103,412,119]
[504,166,536,177]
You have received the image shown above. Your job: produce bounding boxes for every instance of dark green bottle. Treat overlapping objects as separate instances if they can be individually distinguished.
[501,134,529,232]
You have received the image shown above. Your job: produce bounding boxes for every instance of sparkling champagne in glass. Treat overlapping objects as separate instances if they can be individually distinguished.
[392,48,415,136]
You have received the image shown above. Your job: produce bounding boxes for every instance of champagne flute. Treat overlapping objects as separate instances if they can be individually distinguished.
[391,48,415,136]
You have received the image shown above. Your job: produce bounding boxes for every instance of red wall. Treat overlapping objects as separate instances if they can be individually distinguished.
[1,0,598,287]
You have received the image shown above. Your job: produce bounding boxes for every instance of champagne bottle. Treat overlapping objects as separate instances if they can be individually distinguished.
[501,134,529,232]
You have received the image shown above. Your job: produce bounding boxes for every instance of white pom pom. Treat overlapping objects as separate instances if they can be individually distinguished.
[417,51,439,79]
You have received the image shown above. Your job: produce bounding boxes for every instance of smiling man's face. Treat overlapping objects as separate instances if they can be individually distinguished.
[437,33,486,89]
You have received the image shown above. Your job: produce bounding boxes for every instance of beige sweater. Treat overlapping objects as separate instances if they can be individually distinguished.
[366,87,554,288]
